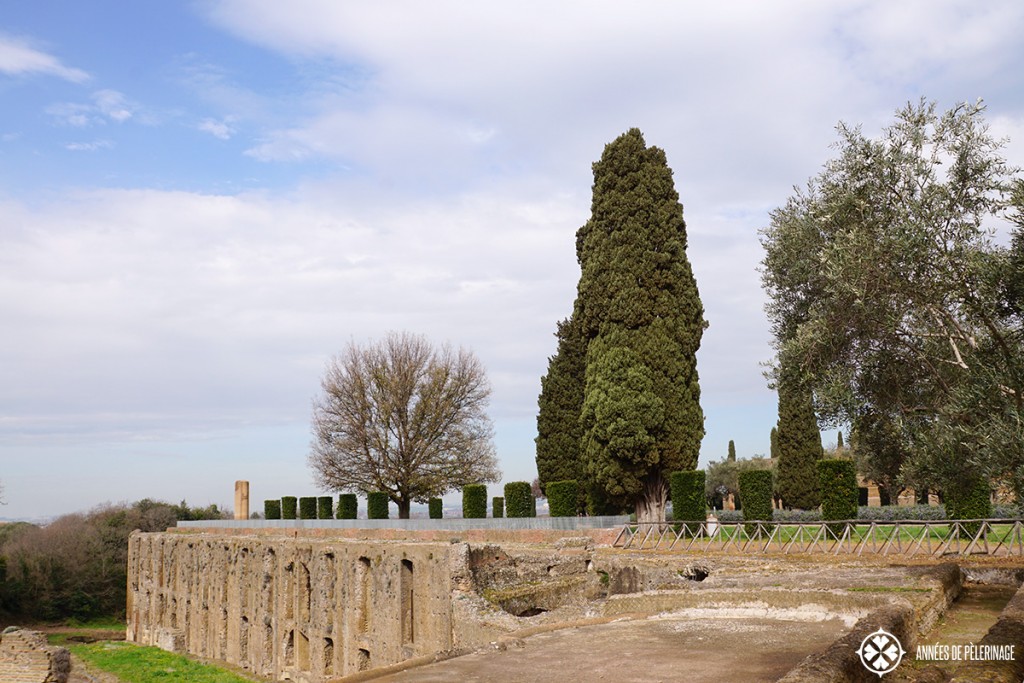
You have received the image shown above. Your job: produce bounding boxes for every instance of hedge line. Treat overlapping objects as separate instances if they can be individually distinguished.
[505,481,533,518]
[463,484,487,518]
[547,480,578,517]
[367,491,389,519]
[336,494,357,519]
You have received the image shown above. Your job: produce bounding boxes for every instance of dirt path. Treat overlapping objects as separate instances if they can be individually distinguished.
[373,615,849,683]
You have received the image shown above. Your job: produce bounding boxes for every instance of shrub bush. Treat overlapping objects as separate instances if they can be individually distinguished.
[463,484,487,518]
[492,496,504,518]
[669,471,705,532]
[547,480,579,517]
[336,494,357,519]
[739,470,773,536]
[818,459,857,535]
[428,498,443,519]
[317,496,333,519]
[946,476,992,538]
[505,481,533,518]
[281,496,297,520]
[994,504,1021,519]
[367,492,389,519]
[298,497,317,520]
[264,500,282,520]
[856,504,945,521]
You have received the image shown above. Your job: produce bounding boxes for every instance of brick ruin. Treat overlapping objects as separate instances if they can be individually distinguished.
[126,531,482,682]
[0,627,70,683]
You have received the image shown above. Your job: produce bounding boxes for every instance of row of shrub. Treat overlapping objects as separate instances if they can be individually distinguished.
[265,494,362,520]
[708,504,1022,523]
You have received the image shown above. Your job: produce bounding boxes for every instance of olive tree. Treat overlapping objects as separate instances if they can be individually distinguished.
[309,332,501,518]
[761,99,1023,500]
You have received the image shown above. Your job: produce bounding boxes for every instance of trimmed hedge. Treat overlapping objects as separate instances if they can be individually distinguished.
[299,496,317,520]
[281,496,297,520]
[428,497,443,519]
[367,491,389,519]
[317,496,333,519]
[492,496,504,518]
[739,470,773,536]
[336,493,357,519]
[264,499,282,520]
[818,459,857,534]
[547,480,579,517]
[947,476,992,537]
[669,471,705,531]
[463,484,487,518]
[505,481,533,518]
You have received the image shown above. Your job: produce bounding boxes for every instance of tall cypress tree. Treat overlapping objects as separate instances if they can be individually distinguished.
[577,129,706,524]
[770,425,780,461]
[535,315,586,497]
[776,362,824,509]
[727,440,736,462]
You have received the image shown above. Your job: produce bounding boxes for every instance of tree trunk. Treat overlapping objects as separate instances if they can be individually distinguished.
[398,498,411,519]
[635,473,669,525]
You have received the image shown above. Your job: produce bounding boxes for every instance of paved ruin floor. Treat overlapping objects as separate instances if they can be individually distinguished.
[374,615,849,683]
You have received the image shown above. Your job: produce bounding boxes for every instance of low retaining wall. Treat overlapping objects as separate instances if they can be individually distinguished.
[0,628,70,683]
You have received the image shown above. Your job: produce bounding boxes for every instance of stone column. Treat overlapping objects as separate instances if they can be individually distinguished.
[234,480,250,520]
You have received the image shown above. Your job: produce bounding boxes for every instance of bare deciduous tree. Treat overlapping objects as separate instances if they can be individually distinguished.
[309,332,501,518]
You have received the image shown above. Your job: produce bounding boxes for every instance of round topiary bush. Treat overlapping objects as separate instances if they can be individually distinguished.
[462,484,487,518]
[428,497,443,519]
[281,496,297,520]
[299,496,317,520]
[505,481,533,518]
[367,491,389,519]
[317,496,333,519]
[264,499,282,520]
[336,493,358,519]
[946,475,991,538]
[492,496,504,518]
[547,480,579,517]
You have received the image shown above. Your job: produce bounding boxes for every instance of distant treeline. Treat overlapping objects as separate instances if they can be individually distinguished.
[0,499,227,623]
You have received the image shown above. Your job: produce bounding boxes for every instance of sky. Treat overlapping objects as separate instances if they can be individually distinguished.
[3,1,1024,521]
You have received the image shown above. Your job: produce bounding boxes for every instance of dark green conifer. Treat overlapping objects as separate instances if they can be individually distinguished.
[535,315,586,495]
[775,363,824,509]
[577,129,706,524]
[728,440,736,462]
[770,426,779,461]
[836,431,844,450]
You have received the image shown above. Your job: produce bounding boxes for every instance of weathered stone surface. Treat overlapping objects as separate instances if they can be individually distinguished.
[0,627,71,683]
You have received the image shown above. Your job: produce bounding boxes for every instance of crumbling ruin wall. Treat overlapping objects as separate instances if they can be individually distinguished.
[126,531,459,682]
[0,627,70,683]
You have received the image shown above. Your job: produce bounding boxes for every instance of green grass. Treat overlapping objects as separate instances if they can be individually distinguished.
[69,641,256,683]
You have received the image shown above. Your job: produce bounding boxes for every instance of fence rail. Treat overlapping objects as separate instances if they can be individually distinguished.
[612,519,1024,556]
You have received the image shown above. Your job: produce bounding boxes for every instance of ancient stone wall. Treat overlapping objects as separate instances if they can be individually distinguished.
[0,627,70,683]
[127,531,460,683]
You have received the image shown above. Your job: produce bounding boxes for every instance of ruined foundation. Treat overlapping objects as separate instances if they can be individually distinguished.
[127,531,469,682]
[0,627,71,683]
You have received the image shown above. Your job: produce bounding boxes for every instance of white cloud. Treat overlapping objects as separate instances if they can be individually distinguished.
[47,90,141,127]
[65,139,113,152]
[198,116,237,140]
[92,89,134,122]
[0,34,89,83]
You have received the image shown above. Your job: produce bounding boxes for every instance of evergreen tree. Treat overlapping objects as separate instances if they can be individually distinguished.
[727,440,736,462]
[535,315,586,495]
[577,129,706,524]
[775,362,823,509]
[836,431,844,450]
[770,426,779,461]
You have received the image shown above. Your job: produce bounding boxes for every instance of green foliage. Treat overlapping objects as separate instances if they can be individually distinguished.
[727,440,736,462]
[367,492,389,519]
[298,497,317,520]
[428,497,443,519]
[536,316,587,499]
[568,129,705,523]
[770,426,779,461]
[462,484,487,519]
[850,413,909,506]
[504,481,534,518]
[946,475,992,537]
[547,480,579,517]
[739,470,774,535]
[281,496,297,520]
[316,496,333,519]
[669,471,705,531]
[775,362,823,509]
[70,641,253,683]
[818,459,858,525]
[761,99,1024,502]
[836,431,844,450]
[310,331,501,519]
[705,457,774,510]
[492,496,504,518]
[336,493,357,519]
[263,500,281,520]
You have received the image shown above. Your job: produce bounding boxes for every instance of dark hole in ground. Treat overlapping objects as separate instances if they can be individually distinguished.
[680,566,710,582]
[516,607,548,617]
